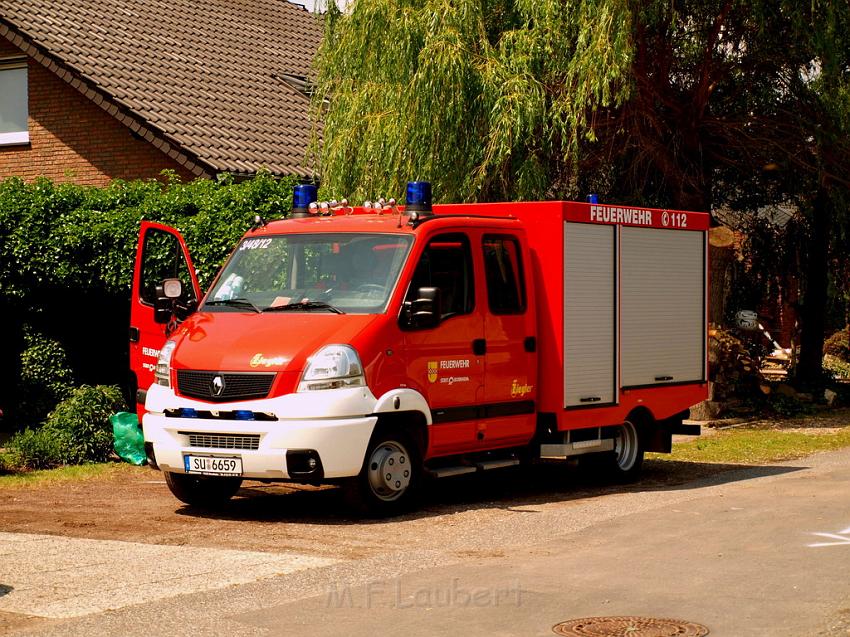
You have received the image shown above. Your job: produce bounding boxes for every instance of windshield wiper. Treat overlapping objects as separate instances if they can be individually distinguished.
[262,301,345,314]
[204,298,261,313]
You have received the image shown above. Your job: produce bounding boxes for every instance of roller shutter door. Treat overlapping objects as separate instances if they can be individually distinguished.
[621,227,705,387]
[563,222,616,407]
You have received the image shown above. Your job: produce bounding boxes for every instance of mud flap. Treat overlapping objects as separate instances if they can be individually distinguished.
[642,410,699,453]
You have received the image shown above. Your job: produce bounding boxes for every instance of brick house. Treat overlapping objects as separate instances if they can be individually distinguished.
[0,0,322,186]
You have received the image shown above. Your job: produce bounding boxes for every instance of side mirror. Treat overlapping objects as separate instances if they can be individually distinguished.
[153,283,172,324]
[402,286,441,330]
[153,278,196,325]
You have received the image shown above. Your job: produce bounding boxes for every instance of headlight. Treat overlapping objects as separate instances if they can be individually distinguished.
[155,340,177,387]
[297,345,365,392]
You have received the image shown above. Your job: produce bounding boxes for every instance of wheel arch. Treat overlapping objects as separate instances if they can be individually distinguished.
[627,406,669,453]
[372,410,429,460]
[372,388,432,424]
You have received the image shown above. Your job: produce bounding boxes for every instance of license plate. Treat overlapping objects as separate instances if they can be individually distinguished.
[184,455,242,476]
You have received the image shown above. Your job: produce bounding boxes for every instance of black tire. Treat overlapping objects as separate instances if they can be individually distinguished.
[609,419,644,482]
[344,429,421,517]
[164,471,243,508]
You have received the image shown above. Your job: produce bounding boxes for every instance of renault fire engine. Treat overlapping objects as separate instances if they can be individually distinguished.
[130,182,707,515]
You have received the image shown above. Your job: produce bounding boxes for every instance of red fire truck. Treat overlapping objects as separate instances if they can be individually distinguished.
[130,183,708,515]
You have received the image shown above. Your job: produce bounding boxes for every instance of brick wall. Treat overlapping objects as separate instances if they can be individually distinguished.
[0,37,199,186]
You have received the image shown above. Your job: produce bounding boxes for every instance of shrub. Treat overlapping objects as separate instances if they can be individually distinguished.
[824,354,850,379]
[4,384,126,471]
[15,328,74,426]
[4,427,69,470]
[43,385,126,465]
[824,328,850,362]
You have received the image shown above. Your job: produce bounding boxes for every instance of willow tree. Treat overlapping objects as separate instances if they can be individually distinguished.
[310,0,633,203]
[311,0,850,386]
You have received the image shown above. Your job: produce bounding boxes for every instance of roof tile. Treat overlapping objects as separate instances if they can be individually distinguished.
[0,0,322,176]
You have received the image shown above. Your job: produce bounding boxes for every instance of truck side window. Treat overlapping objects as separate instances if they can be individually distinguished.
[482,235,525,314]
[140,228,196,306]
[407,233,474,318]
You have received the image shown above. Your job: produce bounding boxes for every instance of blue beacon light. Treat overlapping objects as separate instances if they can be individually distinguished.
[292,184,318,218]
[405,181,433,215]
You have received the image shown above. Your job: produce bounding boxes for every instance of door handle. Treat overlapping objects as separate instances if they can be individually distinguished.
[129,326,140,343]
[472,339,486,355]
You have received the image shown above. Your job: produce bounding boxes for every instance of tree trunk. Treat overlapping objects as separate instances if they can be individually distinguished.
[796,186,831,387]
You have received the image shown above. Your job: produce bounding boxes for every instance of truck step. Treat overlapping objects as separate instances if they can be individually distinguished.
[540,438,614,459]
[476,458,520,471]
[429,457,520,479]
[429,466,478,478]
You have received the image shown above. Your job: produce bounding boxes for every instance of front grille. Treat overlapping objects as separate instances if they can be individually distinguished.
[176,370,275,402]
[182,433,261,450]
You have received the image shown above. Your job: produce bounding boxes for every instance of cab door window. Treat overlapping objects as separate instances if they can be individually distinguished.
[406,233,474,319]
[139,228,196,306]
[482,235,525,314]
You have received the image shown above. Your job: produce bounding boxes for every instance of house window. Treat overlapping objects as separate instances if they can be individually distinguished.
[0,58,29,145]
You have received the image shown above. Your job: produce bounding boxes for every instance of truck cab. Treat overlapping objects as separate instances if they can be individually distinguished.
[131,191,538,514]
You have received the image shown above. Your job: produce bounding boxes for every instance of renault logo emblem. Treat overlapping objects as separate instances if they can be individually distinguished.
[211,375,225,397]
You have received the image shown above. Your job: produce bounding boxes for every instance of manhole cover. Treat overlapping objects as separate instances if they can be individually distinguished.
[553,616,709,637]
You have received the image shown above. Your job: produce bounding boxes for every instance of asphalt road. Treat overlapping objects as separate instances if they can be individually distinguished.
[3,448,850,636]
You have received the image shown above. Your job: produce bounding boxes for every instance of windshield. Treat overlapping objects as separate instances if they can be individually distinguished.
[204,233,413,314]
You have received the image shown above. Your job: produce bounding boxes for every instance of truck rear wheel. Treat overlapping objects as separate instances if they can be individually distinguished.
[345,429,421,517]
[611,420,644,480]
[164,471,242,508]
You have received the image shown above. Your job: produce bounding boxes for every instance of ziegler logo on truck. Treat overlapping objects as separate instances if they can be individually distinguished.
[250,353,287,368]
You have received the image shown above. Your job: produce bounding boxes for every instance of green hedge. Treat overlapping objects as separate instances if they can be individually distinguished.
[0,171,299,429]
[0,171,298,296]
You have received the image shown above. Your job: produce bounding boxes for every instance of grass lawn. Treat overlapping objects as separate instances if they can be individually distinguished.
[0,461,140,489]
[653,423,850,465]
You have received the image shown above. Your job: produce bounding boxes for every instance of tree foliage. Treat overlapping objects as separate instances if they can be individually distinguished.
[312,0,634,202]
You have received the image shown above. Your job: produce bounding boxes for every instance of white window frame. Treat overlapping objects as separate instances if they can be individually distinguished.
[0,57,29,145]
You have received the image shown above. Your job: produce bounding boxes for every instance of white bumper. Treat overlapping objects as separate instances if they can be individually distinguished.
[143,384,378,479]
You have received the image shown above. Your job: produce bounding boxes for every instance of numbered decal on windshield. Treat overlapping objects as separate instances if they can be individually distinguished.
[239,238,273,251]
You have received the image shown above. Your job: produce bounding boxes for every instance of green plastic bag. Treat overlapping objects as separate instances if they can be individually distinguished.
[111,412,147,466]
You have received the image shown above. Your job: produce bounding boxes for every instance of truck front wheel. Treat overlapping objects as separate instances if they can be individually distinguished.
[345,430,421,517]
[164,471,243,508]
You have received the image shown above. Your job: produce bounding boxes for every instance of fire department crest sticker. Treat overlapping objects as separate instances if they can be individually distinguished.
[427,361,438,383]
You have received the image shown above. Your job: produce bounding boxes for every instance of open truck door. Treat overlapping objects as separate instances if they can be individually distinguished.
[129,221,201,412]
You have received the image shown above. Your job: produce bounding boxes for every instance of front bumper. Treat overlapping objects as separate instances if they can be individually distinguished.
[143,384,377,480]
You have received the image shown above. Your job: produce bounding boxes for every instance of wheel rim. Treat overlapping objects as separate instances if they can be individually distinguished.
[366,441,412,502]
[613,421,639,471]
